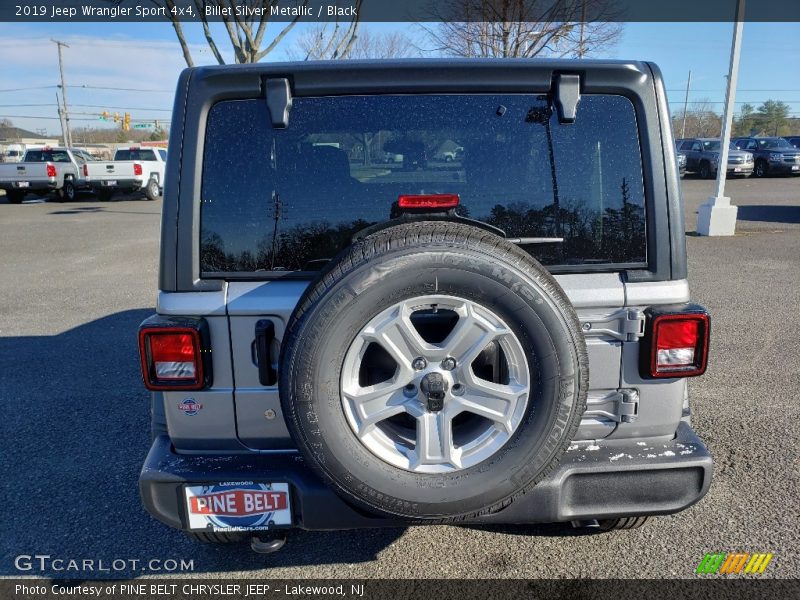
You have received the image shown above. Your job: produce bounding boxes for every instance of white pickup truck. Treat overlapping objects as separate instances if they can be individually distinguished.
[84,146,167,201]
[0,147,93,203]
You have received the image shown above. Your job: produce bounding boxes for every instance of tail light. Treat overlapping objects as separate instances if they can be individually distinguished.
[640,306,710,378]
[82,164,88,177]
[46,163,56,178]
[138,317,211,390]
[133,163,143,176]
[397,193,460,209]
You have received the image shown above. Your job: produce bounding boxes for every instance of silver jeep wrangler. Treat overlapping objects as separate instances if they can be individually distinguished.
[138,60,712,550]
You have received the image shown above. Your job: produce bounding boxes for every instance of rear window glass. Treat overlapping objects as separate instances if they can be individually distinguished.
[200,94,646,275]
[115,149,157,161]
[24,150,71,163]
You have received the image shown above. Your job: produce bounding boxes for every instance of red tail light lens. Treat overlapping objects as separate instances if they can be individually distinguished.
[139,328,205,390]
[649,313,709,378]
[133,163,143,176]
[82,164,88,177]
[397,194,460,209]
[46,163,56,178]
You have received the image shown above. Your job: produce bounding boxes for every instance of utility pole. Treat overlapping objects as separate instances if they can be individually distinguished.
[697,0,745,236]
[681,70,692,139]
[55,92,67,147]
[52,39,72,147]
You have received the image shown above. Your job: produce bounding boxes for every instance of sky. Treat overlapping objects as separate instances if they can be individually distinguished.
[0,20,798,137]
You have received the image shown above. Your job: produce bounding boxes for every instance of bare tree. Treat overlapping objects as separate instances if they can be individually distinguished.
[671,99,721,138]
[132,0,362,66]
[422,0,622,58]
[288,25,417,60]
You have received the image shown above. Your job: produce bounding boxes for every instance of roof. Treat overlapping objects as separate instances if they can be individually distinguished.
[0,126,54,141]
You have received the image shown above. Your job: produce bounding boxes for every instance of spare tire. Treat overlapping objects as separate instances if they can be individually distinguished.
[280,221,588,520]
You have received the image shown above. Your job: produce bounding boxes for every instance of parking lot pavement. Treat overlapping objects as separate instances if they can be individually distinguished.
[1,179,798,579]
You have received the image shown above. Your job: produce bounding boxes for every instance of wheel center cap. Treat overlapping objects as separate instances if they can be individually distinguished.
[420,372,448,412]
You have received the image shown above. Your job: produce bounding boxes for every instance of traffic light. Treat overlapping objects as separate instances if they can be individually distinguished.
[113,112,120,124]
[123,112,131,131]
[101,111,110,121]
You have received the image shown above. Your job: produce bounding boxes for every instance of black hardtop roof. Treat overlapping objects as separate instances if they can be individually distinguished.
[184,58,656,97]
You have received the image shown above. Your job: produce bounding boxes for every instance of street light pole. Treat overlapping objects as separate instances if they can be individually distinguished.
[52,39,72,148]
[681,70,691,139]
[696,0,745,236]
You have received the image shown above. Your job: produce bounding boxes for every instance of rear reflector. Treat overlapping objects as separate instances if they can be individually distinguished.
[397,194,459,209]
[133,163,143,176]
[139,327,205,390]
[649,313,709,378]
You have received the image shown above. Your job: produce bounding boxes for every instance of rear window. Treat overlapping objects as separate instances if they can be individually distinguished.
[115,149,157,161]
[200,94,646,275]
[24,150,71,163]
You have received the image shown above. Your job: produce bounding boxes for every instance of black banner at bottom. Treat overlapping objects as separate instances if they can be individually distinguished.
[2,579,799,600]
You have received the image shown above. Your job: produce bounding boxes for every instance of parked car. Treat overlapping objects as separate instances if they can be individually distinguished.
[438,146,464,162]
[379,151,403,164]
[0,146,93,203]
[84,146,167,201]
[732,137,800,177]
[138,60,712,552]
[676,150,687,178]
[676,138,753,178]
[4,145,26,163]
[782,136,800,150]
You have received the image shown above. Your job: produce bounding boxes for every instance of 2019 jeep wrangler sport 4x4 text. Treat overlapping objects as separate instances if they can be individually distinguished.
[137,60,712,550]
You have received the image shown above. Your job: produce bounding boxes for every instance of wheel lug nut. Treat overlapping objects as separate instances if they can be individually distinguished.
[451,383,465,396]
[441,357,457,371]
[412,357,427,370]
[404,383,417,396]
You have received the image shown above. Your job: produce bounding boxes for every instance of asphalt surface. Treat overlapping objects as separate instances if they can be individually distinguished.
[1,178,798,579]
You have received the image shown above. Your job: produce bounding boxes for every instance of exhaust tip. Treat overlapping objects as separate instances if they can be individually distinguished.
[250,535,286,554]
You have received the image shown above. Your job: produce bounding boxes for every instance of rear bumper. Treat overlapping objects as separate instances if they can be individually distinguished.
[1,181,57,192]
[88,179,142,191]
[139,421,712,531]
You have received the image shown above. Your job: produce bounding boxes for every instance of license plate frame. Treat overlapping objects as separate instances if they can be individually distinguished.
[17,181,29,188]
[184,482,292,531]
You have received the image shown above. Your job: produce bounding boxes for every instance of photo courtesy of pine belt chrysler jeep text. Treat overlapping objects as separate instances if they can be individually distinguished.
[137,60,712,551]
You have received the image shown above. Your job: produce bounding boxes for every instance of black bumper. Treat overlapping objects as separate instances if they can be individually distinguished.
[139,422,712,531]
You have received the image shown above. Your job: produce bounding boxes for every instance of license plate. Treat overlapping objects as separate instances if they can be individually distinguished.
[184,482,291,531]
[105,180,117,186]
[792,165,799,171]
[734,167,741,172]
[17,181,29,188]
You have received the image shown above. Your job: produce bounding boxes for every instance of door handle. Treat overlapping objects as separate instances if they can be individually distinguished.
[254,319,278,386]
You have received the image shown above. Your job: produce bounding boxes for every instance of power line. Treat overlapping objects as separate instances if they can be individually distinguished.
[75,84,173,93]
[666,89,800,92]
[0,115,99,121]
[669,100,800,105]
[0,103,172,112]
[0,86,58,93]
